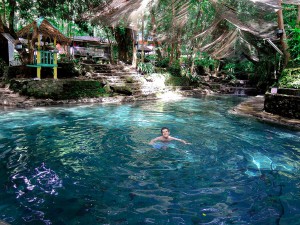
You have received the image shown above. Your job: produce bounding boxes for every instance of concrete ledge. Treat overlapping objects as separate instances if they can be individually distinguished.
[230,95,300,130]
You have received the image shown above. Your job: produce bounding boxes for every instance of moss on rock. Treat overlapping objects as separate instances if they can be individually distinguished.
[9,79,106,100]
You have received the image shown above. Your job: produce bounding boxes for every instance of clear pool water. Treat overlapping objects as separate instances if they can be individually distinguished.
[0,96,299,225]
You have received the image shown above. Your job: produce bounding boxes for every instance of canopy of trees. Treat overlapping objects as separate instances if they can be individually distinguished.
[1,0,300,89]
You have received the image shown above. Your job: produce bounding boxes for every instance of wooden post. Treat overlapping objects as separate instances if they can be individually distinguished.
[37,33,41,79]
[53,37,58,79]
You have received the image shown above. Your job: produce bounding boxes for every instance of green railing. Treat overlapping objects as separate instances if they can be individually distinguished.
[27,50,58,79]
[32,50,56,66]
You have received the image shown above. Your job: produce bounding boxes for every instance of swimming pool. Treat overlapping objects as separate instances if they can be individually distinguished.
[0,96,299,225]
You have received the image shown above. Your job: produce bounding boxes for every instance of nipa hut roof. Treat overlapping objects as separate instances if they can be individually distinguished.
[17,18,70,44]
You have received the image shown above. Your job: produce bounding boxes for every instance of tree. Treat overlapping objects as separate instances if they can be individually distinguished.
[114,26,133,63]
[297,5,300,27]
[277,0,290,67]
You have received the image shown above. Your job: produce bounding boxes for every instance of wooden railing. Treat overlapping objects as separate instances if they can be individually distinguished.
[27,50,58,79]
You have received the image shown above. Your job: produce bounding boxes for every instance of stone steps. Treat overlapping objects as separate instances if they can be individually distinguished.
[83,64,147,96]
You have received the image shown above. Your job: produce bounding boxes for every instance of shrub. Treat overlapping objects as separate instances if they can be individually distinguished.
[9,79,106,100]
[137,62,154,74]
[62,80,106,99]
[156,57,169,68]
[165,74,190,86]
[0,58,8,78]
[287,26,300,67]
[194,54,216,73]
[279,68,300,89]
[167,60,181,77]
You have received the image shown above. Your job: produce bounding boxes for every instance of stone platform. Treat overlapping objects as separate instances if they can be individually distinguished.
[229,95,300,130]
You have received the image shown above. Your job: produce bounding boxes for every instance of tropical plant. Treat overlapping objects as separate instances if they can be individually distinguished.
[167,60,181,77]
[156,57,170,68]
[137,62,154,74]
[279,68,300,89]
[287,26,300,67]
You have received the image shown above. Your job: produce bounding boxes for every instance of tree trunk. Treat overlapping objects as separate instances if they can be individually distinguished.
[169,42,175,65]
[132,29,137,68]
[169,0,175,66]
[176,28,182,61]
[297,5,300,26]
[214,60,220,77]
[190,47,197,74]
[105,27,114,64]
[190,3,202,74]
[150,8,162,60]
[114,27,132,63]
[277,0,290,68]
[8,0,17,38]
[141,13,145,63]
[1,0,6,25]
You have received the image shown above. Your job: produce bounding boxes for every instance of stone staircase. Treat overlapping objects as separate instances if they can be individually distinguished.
[207,79,258,96]
[0,64,214,108]
[80,63,168,97]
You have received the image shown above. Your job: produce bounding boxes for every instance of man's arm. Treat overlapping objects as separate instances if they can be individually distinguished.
[149,136,161,145]
[170,137,191,145]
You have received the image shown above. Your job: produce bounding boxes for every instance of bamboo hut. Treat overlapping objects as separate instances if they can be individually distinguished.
[17,17,70,79]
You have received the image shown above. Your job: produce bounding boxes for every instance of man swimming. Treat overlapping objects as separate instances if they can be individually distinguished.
[149,127,191,145]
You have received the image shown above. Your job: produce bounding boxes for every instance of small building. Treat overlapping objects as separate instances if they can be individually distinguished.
[0,21,21,66]
[17,17,70,79]
[70,36,111,61]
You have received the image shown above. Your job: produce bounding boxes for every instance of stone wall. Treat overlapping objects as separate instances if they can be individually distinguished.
[9,79,106,100]
[264,89,300,119]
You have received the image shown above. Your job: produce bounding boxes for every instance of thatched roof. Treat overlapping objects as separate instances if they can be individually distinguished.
[138,45,153,52]
[17,18,70,44]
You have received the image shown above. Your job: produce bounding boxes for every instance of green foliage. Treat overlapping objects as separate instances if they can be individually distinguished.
[194,54,216,69]
[165,74,191,86]
[237,61,254,73]
[156,57,169,68]
[145,54,157,63]
[137,62,154,74]
[287,26,300,67]
[10,79,106,100]
[62,81,105,99]
[279,68,300,89]
[0,58,8,77]
[249,51,282,91]
[167,60,181,77]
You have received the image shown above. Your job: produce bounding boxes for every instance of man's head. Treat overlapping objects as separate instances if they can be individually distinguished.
[161,127,170,138]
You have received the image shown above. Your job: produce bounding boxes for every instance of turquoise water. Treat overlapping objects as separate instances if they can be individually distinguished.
[0,96,299,225]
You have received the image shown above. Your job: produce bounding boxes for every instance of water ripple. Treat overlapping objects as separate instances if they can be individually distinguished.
[11,163,62,224]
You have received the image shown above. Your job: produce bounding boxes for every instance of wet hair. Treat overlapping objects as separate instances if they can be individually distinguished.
[161,127,169,133]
